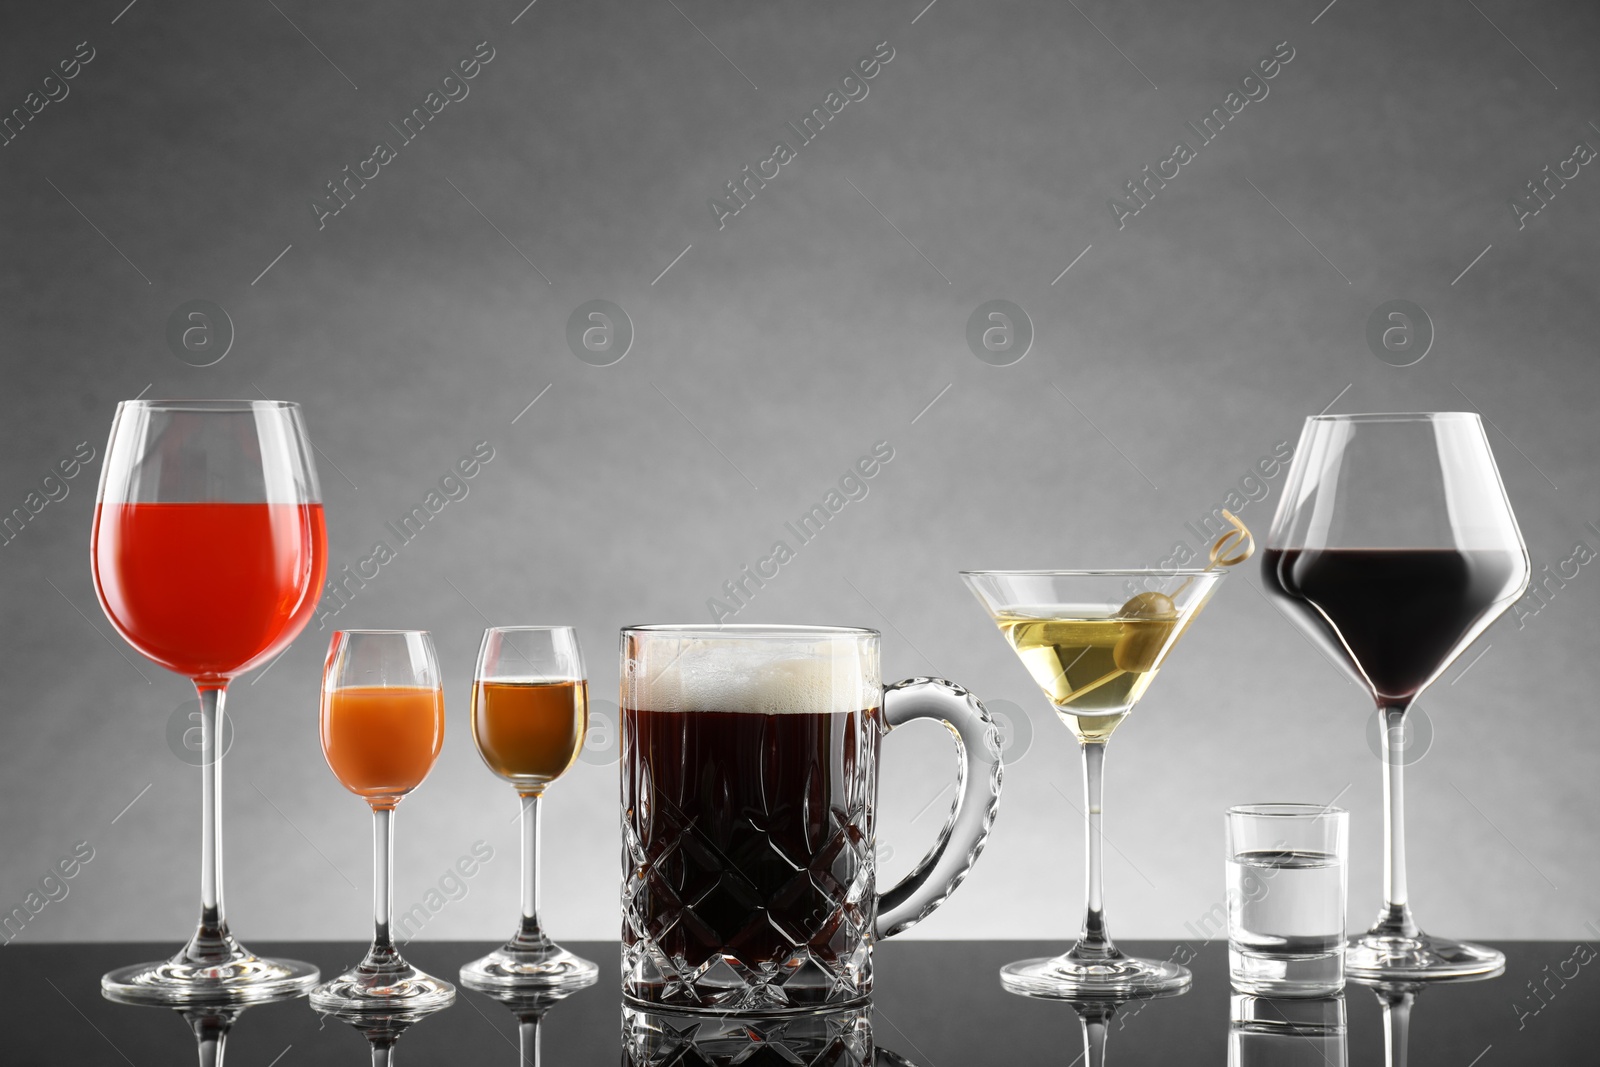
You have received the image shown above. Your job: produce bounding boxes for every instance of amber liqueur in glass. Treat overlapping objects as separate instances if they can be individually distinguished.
[472,679,587,790]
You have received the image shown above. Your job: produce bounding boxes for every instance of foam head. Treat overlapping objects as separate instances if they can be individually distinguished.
[623,626,880,714]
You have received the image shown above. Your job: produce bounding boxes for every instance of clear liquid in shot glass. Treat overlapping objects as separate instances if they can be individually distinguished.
[1227,848,1345,996]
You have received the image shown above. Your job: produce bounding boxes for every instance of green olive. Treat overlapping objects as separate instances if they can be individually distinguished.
[1116,592,1176,619]
[1113,592,1177,672]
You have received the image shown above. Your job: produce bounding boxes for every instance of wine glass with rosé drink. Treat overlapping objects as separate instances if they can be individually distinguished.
[93,399,327,1004]
[312,629,454,1012]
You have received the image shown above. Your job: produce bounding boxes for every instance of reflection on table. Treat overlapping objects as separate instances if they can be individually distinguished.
[623,1003,885,1066]
[1228,993,1346,1067]
[10,941,1589,1064]
[465,976,594,1067]
[98,987,303,1067]
[1003,983,1189,1067]
[1351,965,1503,1067]
[317,1002,450,1067]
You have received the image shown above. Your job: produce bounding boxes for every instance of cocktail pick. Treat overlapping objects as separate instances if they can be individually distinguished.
[1057,511,1255,704]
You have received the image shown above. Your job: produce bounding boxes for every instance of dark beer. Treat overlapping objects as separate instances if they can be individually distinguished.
[622,704,879,992]
[621,623,1000,1012]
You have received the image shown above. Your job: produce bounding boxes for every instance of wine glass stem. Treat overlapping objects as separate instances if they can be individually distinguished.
[188,1014,229,1067]
[1377,705,1419,937]
[371,806,396,957]
[515,791,546,946]
[1075,740,1116,959]
[188,684,232,963]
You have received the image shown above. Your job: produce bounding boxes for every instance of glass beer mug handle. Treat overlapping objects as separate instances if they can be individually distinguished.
[874,678,1003,940]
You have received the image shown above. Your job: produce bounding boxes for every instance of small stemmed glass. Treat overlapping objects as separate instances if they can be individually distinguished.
[312,630,454,1012]
[460,626,598,990]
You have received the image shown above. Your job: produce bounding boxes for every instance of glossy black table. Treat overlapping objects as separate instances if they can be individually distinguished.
[5,940,1591,1063]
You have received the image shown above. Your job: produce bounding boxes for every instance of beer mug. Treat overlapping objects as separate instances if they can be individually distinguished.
[620,625,1003,1012]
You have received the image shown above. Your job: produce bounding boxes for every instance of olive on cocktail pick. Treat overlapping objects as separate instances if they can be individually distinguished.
[1112,592,1178,673]
[1109,510,1256,674]
[1117,592,1177,618]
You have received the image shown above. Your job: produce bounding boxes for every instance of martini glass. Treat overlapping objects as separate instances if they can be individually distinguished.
[963,569,1225,996]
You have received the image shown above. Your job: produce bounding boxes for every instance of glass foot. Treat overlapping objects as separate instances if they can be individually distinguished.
[1345,931,1505,980]
[311,958,455,1013]
[460,941,599,992]
[1001,950,1192,999]
[102,941,319,1006]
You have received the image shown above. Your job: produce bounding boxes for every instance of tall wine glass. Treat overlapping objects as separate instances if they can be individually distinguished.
[460,626,598,991]
[312,630,454,1012]
[93,399,327,1004]
[1263,412,1529,979]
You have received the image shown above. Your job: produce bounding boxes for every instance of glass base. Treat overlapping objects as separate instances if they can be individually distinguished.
[1229,946,1344,997]
[459,941,600,993]
[1345,931,1505,980]
[623,1002,875,1065]
[1000,950,1192,999]
[311,958,455,1013]
[102,942,319,1006]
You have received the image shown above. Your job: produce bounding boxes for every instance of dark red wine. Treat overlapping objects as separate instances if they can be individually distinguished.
[1262,548,1524,706]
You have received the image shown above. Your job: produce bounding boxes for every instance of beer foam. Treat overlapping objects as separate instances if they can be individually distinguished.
[627,637,879,714]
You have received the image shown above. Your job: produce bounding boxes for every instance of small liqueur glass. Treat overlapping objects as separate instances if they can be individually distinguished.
[459,626,599,991]
[311,630,454,1013]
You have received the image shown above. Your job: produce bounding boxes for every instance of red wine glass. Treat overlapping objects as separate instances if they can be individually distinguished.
[1263,412,1529,980]
[93,399,328,1003]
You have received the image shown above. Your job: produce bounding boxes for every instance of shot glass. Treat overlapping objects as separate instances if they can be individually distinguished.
[1226,803,1348,996]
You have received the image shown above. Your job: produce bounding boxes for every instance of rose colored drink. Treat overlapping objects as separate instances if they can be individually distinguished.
[92,501,327,681]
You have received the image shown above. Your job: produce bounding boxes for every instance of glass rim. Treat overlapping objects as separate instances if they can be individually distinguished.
[961,568,1223,577]
[1306,411,1478,422]
[116,398,303,412]
[1227,802,1348,818]
[621,623,879,639]
[332,628,433,636]
[483,625,578,635]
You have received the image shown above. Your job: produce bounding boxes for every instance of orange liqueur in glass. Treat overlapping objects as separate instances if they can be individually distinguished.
[321,685,445,806]
[471,679,587,791]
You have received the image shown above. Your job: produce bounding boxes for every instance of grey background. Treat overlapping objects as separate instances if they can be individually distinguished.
[1,0,1596,947]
